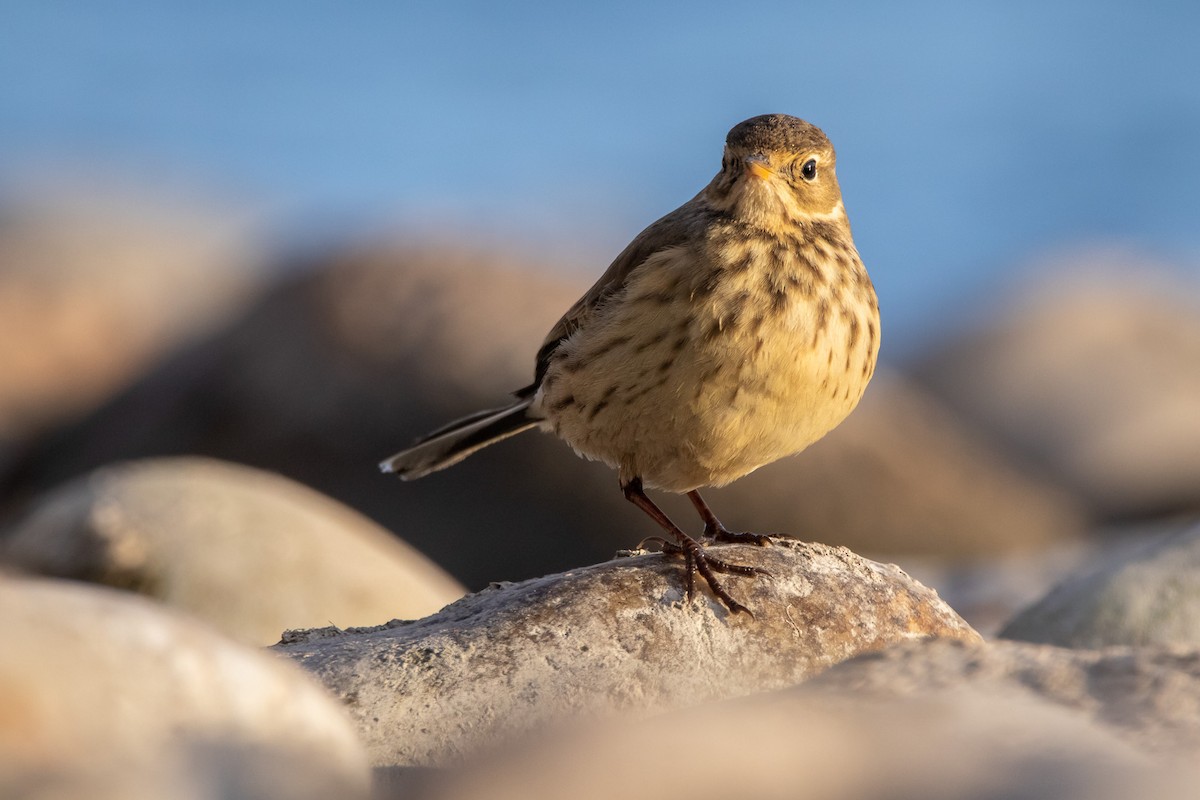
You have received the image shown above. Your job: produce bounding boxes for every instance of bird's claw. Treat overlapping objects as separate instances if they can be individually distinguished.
[657,536,760,617]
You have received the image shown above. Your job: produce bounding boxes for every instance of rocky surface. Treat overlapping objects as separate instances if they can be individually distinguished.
[914,258,1200,520]
[0,575,371,800]
[274,539,980,768]
[1001,521,1200,649]
[1,457,465,645]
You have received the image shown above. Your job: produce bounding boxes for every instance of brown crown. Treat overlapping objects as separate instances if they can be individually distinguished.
[726,114,832,156]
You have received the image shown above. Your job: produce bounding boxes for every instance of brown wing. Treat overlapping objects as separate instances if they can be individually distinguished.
[517,196,705,397]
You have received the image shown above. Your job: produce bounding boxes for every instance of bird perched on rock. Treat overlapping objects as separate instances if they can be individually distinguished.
[381,114,879,615]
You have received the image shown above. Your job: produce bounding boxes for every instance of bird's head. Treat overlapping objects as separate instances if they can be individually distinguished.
[706,114,846,231]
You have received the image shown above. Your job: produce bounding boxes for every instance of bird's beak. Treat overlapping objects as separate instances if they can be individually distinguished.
[744,155,774,181]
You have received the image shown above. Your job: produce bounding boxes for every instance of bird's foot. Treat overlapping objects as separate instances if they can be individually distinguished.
[644,535,767,616]
[623,480,766,615]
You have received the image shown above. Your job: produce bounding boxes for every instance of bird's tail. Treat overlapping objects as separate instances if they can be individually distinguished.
[379,398,539,480]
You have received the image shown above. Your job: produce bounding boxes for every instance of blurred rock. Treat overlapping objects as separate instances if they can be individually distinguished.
[1000,521,1200,648]
[810,637,1200,757]
[707,368,1085,558]
[0,190,268,446]
[0,576,371,800]
[0,457,464,645]
[415,656,1195,800]
[902,539,1095,636]
[2,241,1087,587]
[914,256,1200,520]
[0,242,607,585]
[274,539,980,768]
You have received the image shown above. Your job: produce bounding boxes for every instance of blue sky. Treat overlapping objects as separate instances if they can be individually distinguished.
[3,1,1198,353]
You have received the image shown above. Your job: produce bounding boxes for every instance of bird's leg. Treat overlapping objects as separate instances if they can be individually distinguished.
[686,490,772,546]
[621,478,760,615]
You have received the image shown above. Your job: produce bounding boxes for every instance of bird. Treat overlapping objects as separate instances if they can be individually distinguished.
[381,114,879,615]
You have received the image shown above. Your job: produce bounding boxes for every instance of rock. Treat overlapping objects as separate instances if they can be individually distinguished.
[913,255,1200,520]
[416,660,1195,800]
[0,242,607,587]
[1000,521,1200,648]
[0,189,267,446]
[273,539,980,768]
[808,637,1200,757]
[1,457,465,645]
[901,539,1095,636]
[3,242,1087,590]
[0,576,371,800]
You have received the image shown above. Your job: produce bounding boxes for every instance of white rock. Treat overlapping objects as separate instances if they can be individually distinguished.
[275,539,980,768]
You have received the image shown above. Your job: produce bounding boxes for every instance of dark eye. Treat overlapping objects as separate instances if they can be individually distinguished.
[800,158,818,181]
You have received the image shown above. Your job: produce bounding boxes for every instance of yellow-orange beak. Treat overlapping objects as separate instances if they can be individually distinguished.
[745,155,774,180]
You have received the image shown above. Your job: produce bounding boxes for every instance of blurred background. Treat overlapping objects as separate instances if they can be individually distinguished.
[2,0,1199,631]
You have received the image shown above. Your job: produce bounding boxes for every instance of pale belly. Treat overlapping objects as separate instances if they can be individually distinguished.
[535,268,879,493]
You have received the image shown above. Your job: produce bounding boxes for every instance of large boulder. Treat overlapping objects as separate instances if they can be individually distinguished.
[274,539,980,768]
[1,457,464,644]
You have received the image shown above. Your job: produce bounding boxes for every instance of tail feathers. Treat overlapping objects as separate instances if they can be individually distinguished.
[379,399,539,480]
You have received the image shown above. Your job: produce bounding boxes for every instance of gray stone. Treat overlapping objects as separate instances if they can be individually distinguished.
[274,539,980,768]
[1,457,465,645]
[1000,522,1200,649]
[0,576,371,800]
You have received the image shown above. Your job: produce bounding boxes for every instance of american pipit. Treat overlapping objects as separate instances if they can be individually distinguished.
[381,114,879,615]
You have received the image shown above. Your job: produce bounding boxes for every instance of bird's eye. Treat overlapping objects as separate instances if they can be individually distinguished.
[799,159,818,182]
